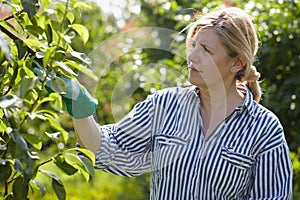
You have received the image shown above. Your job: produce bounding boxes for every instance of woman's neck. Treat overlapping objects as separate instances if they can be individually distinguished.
[197,82,245,138]
[198,82,245,117]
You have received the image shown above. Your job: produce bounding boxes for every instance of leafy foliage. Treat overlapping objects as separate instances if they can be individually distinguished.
[245,1,300,195]
[79,0,300,197]
[0,0,95,199]
[1,0,299,199]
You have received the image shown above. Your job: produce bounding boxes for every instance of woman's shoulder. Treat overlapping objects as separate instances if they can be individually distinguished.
[250,102,285,146]
[253,102,282,124]
[154,86,197,97]
[242,86,282,126]
[150,86,198,102]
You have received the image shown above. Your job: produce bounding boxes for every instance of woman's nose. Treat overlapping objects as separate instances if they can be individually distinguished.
[187,48,198,64]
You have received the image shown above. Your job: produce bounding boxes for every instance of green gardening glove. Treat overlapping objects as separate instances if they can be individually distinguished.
[32,59,98,119]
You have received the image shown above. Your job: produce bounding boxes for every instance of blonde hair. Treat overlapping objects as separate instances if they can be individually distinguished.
[186,7,262,102]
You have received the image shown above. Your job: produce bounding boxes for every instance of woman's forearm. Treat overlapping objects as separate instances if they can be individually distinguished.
[73,116,102,154]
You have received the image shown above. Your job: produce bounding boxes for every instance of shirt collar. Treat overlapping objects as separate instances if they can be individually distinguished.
[192,85,258,118]
[240,86,257,118]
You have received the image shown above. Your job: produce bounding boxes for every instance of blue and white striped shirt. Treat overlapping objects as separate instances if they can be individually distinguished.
[94,86,293,199]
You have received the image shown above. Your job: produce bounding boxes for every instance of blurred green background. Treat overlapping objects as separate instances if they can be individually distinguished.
[82,1,300,199]
[1,0,299,199]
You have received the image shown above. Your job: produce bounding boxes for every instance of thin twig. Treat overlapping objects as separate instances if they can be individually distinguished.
[37,152,63,168]
[0,21,35,55]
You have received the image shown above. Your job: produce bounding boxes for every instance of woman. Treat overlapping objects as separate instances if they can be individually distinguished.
[59,6,292,199]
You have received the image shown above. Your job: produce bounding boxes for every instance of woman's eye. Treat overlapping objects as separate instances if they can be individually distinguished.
[202,45,210,53]
[191,41,196,48]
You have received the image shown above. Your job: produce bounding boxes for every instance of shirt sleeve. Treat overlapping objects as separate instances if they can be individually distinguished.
[94,94,155,177]
[250,130,293,199]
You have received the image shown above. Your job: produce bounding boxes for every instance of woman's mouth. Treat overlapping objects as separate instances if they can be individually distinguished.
[189,66,200,73]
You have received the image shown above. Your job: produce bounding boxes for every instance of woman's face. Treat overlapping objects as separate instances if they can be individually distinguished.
[187,28,235,89]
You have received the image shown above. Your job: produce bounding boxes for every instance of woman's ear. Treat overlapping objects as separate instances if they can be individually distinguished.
[231,55,246,73]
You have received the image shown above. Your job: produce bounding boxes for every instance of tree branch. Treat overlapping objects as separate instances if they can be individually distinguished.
[0,21,36,55]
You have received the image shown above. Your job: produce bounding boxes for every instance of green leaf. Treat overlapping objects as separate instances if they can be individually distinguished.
[12,176,29,199]
[50,19,62,33]
[23,38,43,48]
[73,2,92,10]
[68,147,95,165]
[0,95,22,109]
[4,194,14,200]
[64,152,90,181]
[64,60,98,81]
[39,169,66,200]
[0,119,7,133]
[8,62,20,89]
[37,97,55,105]
[0,30,11,62]
[0,95,22,108]
[9,130,29,157]
[14,158,23,173]
[69,51,91,65]
[0,51,5,66]
[36,93,63,112]
[27,112,46,121]
[68,24,89,44]
[19,76,39,98]
[41,0,51,9]
[62,34,72,44]
[49,76,67,94]
[49,93,64,111]
[170,1,178,11]
[55,61,77,77]
[79,155,95,178]
[30,180,46,197]
[43,46,56,68]
[22,133,42,150]
[27,151,39,160]
[52,178,66,200]
[39,169,62,183]
[0,144,6,151]
[55,2,67,21]
[44,132,61,142]
[21,0,40,17]
[0,159,12,182]
[45,23,53,44]
[35,109,58,118]
[14,39,27,60]
[66,12,75,24]
[25,25,44,37]
[54,156,78,175]
[0,31,12,64]
[44,114,68,143]
[0,50,7,69]
[54,50,66,61]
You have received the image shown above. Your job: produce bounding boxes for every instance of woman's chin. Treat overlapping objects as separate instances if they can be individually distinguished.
[188,75,205,87]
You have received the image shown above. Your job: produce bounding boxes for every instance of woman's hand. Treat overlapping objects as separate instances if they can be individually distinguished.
[32,58,98,119]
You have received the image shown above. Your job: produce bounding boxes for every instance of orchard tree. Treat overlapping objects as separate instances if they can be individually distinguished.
[0,0,96,199]
[1,0,299,199]
[80,0,300,197]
